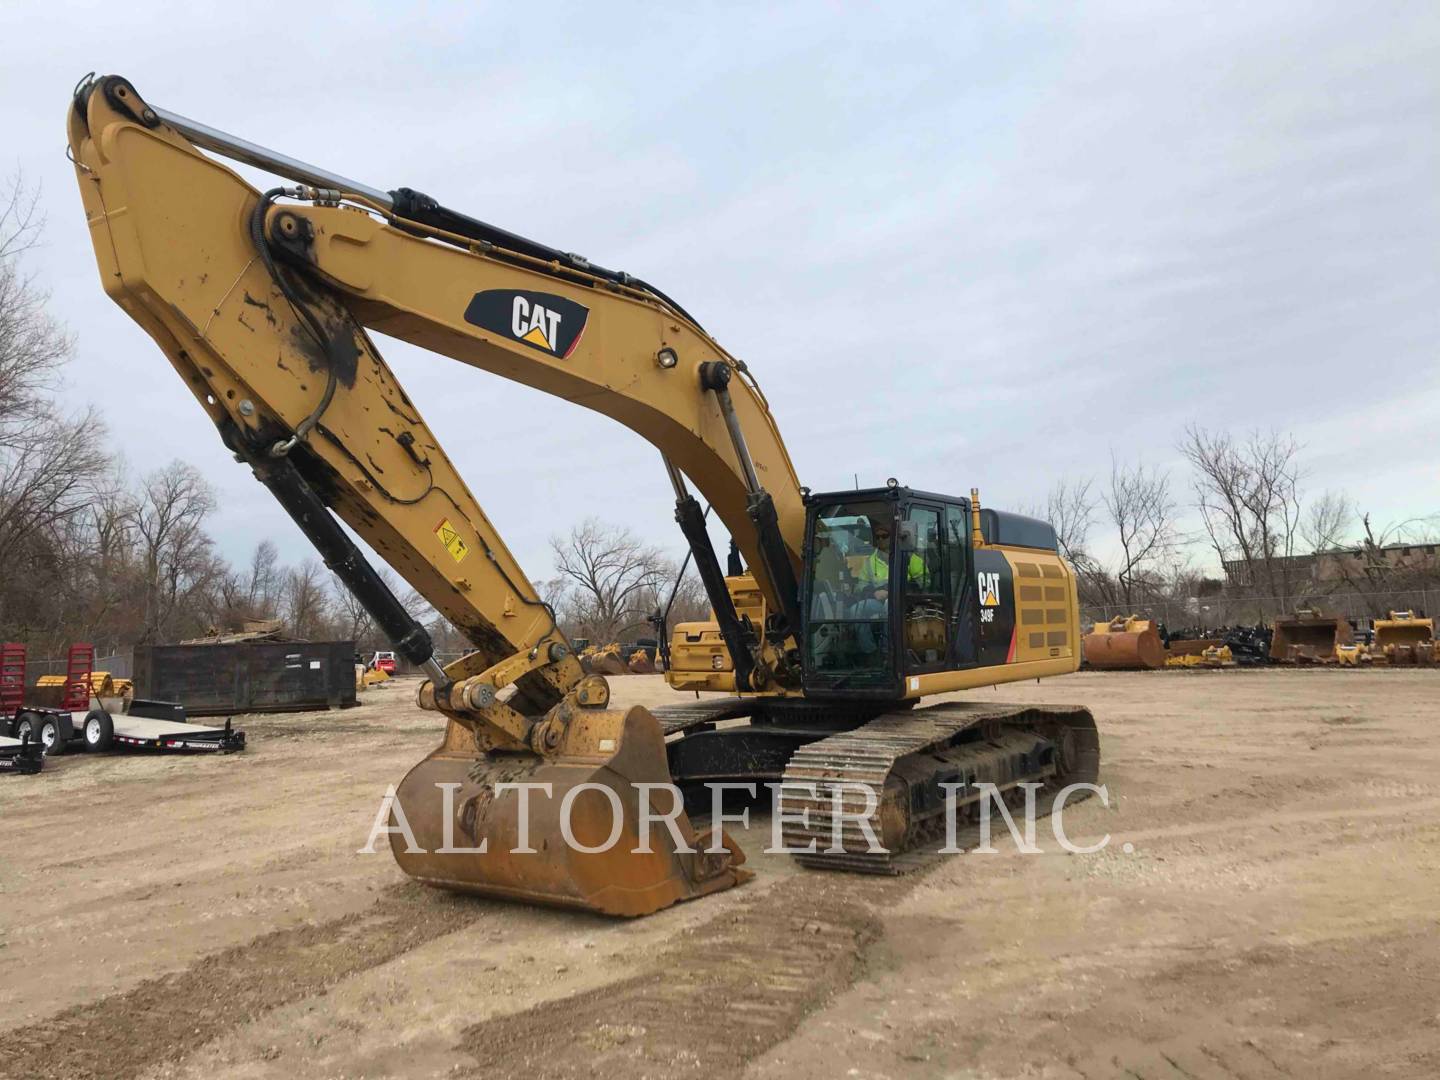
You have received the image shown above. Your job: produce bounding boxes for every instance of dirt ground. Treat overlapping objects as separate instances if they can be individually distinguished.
[1,669,1438,1079]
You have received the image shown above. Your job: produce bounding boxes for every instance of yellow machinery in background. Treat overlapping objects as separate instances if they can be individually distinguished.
[1372,611,1436,665]
[1164,645,1233,668]
[1270,609,1353,664]
[667,573,771,692]
[1083,616,1166,670]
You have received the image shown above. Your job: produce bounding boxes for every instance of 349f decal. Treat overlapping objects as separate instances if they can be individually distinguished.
[973,550,1015,665]
[463,290,590,358]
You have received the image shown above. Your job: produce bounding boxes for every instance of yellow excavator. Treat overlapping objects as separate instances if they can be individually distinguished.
[68,74,1099,916]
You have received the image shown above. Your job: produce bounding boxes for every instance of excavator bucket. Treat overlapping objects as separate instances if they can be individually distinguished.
[587,644,631,676]
[389,705,750,917]
[627,649,657,674]
[1372,611,1435,665]
[1082,616,1166,670]
[1270,610,1352,663]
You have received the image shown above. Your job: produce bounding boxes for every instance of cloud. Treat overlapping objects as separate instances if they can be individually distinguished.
[3,0,1436,595]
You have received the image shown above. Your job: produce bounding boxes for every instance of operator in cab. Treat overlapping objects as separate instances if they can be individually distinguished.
[857,518,925,602]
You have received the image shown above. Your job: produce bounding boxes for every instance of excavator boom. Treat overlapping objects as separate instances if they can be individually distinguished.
[67,73,779,914]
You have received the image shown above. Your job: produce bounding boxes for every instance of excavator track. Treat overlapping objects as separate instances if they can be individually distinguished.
[651,697,761,736]
[777,703,1099,874]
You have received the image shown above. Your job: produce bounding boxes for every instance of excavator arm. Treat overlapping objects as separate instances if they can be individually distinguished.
[66,73,806,914]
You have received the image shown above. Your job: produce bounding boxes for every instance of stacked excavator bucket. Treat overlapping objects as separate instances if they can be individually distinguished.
[1372,611,1436,665]
[583,644,631,676]
[1269,610,1352,664]
[1082,616,1166,670]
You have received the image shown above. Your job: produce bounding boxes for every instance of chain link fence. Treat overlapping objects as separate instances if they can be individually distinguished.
[23,651,133,686]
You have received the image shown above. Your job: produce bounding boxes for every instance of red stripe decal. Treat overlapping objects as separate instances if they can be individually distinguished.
[1005,625,1017,663]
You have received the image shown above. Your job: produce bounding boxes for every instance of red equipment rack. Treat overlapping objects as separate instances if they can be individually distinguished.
[61,643,95,712]
[0,642,25,716]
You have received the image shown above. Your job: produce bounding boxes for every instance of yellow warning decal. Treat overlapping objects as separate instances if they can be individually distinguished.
[434,518,469,564]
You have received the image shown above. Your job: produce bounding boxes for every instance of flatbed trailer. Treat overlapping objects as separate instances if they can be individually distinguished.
[0,733,43,774]
[3,700,245,756]
[106,700,246,753]
[0,643,245,758]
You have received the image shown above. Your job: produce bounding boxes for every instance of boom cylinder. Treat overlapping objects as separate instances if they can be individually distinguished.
[699,362,805,645]
[664,457,756,691]
[251,451,447,686]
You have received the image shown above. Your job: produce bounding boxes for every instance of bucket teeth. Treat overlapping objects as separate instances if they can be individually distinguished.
[389,705,750,917]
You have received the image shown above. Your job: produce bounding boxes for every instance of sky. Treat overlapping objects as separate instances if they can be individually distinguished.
[3,1,1437,585]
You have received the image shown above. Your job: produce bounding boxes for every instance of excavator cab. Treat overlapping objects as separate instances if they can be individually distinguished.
[801,486,977,698]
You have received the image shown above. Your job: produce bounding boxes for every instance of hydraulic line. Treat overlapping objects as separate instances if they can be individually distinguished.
[248,188,338,456]
[698,362,804,646]
[662,456,756,689]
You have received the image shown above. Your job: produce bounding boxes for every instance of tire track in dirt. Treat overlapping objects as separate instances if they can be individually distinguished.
[455,872,905,1079]
[0,883,485,1080]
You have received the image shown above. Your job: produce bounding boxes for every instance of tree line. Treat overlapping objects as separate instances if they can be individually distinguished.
[1035,428,1439,622]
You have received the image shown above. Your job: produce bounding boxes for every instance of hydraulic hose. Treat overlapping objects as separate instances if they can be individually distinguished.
[248,187,339,456]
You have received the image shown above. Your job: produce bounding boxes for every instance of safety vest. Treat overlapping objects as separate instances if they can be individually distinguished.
[858,550,924,586]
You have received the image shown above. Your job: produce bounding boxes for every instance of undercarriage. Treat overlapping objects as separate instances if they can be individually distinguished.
[654,698,1101,871]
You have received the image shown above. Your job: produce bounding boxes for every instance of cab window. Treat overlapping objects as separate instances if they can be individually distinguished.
[946,504,977,666]
[903,505,947,670]
[805,500,892,686]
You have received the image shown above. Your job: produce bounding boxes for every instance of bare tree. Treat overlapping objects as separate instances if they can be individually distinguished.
[1100,454,1178,611]
[244,540,282,613]
[129,461,222,642]
[60,473,137,644]
[0,175,108,632]
[1302,490,1354,554]
[1179,426,1304,614]
[1044,477,1097,568]
[282,559,330,640]
[550,518,670,642]
[0,407,106,569]
[0,175,71,433]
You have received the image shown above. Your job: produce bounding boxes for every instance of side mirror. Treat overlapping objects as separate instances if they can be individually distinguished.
[897,521,918,550]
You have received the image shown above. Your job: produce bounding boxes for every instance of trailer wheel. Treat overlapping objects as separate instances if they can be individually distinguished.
[38,715,67,756]
[83,709,114,752]
[14,711,37,742]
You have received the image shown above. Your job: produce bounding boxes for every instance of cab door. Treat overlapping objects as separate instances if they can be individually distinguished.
[945,503,978,667]
[900,503,949,675]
